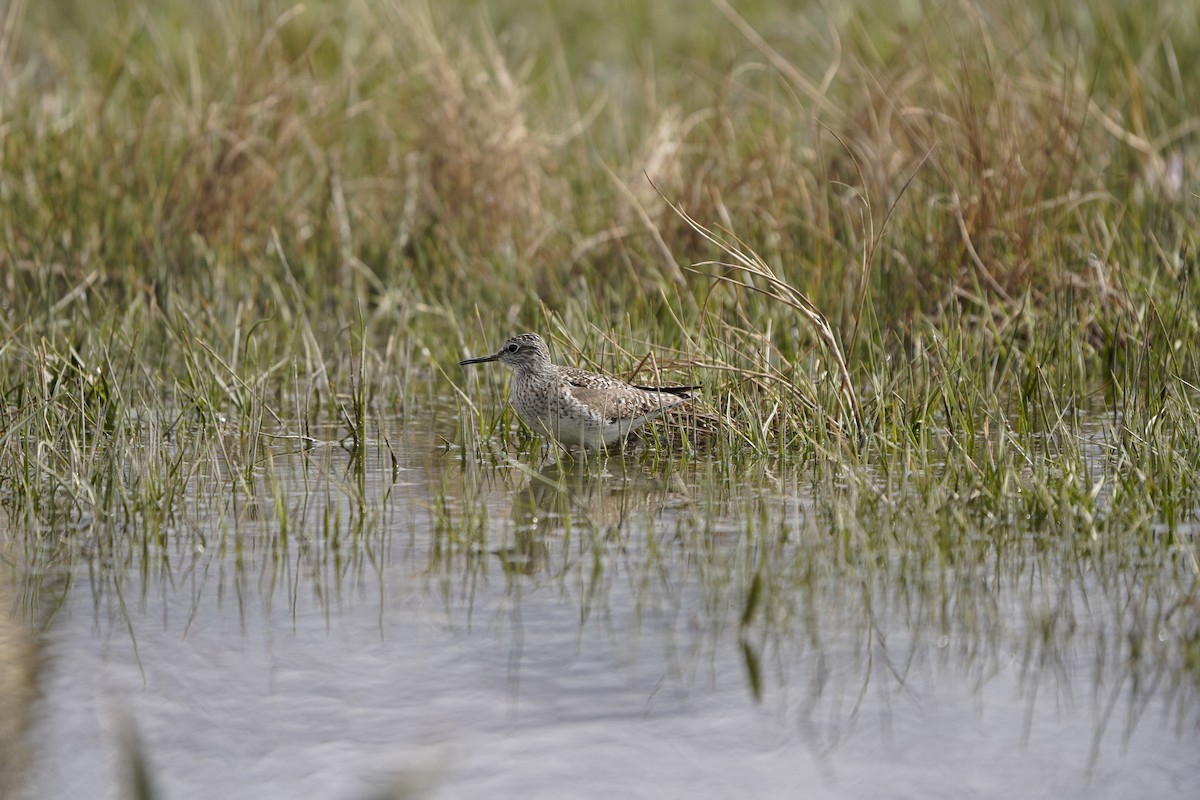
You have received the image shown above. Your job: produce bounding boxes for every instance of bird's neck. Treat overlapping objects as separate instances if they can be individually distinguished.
[512,363,555,387]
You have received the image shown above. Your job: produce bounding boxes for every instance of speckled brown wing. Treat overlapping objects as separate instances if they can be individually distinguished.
[564,376,686,424]
[556,366,615,389]
[558,367,698,395]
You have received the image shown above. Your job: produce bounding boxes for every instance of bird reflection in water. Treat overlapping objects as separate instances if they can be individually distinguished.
[494,455,684,576]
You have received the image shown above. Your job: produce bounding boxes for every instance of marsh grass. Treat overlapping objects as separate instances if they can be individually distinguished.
[1,0,1198,792]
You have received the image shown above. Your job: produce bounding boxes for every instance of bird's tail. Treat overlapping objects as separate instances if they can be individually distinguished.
[632,384,700,396]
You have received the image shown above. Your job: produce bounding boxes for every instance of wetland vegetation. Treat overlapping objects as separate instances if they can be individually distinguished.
[1,0,1198,797]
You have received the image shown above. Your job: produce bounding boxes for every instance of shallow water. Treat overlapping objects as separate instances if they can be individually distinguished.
[5,417,1199,799]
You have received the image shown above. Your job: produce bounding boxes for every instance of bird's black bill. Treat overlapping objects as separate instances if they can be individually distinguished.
[459,353,501,366]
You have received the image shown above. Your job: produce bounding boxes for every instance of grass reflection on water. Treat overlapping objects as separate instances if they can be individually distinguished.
[8,421,1199,798]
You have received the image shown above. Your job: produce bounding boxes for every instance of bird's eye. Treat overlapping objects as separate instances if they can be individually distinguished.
[506,343,520,353]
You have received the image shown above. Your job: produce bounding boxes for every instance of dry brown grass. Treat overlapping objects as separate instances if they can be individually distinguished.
[399,3,568,264]
[2,0,1192,343]
[838,25,1101,307]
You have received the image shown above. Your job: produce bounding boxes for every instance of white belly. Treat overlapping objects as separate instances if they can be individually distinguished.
[523,407,629,448]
